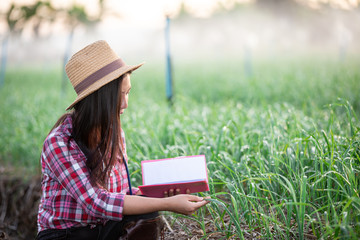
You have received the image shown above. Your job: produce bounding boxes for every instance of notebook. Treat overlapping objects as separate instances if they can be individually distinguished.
[138,155,209,198]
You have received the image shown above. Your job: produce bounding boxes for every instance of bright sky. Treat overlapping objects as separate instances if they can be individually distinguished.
[2,0,358,32]
[1,0,359,62]
[2,0,252,24]
[1,0,256,35]
[100,0,257,30]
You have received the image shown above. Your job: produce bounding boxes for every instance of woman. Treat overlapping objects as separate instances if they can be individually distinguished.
[36,40,208,240]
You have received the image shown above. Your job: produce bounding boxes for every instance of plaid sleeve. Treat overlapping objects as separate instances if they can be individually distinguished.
[43,134,125,220]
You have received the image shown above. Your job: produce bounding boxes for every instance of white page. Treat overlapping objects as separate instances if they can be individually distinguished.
[142,156,207,185]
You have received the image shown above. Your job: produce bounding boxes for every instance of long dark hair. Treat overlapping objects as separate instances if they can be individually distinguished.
[52,74,126,188]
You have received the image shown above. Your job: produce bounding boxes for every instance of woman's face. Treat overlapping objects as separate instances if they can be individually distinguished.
[120,74,131,115]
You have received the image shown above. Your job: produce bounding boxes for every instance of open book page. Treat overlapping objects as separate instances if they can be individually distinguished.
[141,155,208,185]
[139,155,209,197]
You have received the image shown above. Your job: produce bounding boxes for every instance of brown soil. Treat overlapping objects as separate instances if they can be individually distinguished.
[0,174,40,240]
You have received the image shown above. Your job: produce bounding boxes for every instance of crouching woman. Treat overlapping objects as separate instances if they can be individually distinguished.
[36,40,208,240]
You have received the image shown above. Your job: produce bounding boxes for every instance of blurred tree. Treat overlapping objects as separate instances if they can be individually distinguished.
[61,1,104,94]
[0,1,56,87]
[20,1,56,37]
[256,0,302,14]
[1,4,20,87]
[296,0,359,9]
[0,0,105,89]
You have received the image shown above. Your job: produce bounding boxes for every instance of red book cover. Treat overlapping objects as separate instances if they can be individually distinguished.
[138,155,209,198]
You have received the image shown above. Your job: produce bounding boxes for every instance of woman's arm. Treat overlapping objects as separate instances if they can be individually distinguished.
[123,194,209,216]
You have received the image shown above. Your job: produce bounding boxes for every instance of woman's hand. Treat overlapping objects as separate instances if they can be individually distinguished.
[164,194,210,216]
[123,193,210,216]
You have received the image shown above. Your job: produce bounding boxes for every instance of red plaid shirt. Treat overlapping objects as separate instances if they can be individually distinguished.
[37,115,136,232]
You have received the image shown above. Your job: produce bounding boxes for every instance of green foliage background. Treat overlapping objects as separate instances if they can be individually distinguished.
[0,56,359,239]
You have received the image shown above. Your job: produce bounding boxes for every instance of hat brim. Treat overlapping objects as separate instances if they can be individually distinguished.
[66,63,144,111]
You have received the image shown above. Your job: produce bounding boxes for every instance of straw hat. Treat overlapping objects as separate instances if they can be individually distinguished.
[65,40,144,110]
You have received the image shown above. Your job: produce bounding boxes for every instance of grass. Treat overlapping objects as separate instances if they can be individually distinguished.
[0,56,359,239]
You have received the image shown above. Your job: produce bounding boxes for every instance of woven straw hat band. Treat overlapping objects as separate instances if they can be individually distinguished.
[73,58,125,94]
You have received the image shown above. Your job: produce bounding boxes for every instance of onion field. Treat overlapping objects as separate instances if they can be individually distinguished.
[0,57,359,239]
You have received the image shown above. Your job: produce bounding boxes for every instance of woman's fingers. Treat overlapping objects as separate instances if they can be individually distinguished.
[166,194,210,215]
[164,188,185,197]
